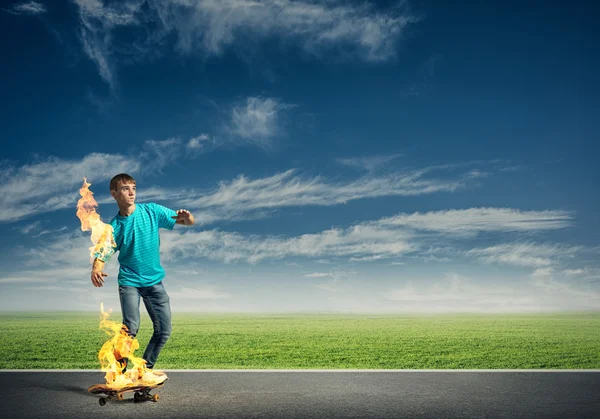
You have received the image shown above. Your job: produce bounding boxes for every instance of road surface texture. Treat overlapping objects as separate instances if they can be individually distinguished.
[1,370,599,419]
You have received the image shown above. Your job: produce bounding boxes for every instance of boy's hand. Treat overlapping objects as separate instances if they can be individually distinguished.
[91,270,108,287]
[172,209,195,225]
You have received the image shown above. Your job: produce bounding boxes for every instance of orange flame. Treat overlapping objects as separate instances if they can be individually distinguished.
[98,303,147,388]
[76,178,115,263]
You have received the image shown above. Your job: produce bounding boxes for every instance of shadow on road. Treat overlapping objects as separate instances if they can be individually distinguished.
[18,376,93,397]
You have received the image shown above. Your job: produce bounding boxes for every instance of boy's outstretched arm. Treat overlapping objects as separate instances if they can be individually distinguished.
[172,209,195,226]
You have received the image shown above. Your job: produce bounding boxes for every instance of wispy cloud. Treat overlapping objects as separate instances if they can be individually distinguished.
[32,226,67,237]
[140,134,221,170]
[400,53,442,97]
[384,273,574,313]
[160,224,414,264]
[0,261,96,286]
[0,152,559,234]
[562,267,600,282]
[73,0,139,91]
[0,275,52,284]
[0,142,215,223]
[0,153,140,222]
[16,220,42,234]
[155,207,572,265]
[336,153,403,172]
[158,0,417,60]
[531,267,600,299]
[141,138,182,173]
[311,266,358,294]
[4,1,46,15]
[179,163,492,224]
[22,231,96,267]
[3,204,593,312]
[72,0,417,89]
[304,272,330,278]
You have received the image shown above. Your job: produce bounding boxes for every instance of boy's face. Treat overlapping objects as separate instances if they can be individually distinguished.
[111,181,136,206]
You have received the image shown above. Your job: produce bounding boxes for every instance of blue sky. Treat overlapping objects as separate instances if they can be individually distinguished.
[1,0,598,312]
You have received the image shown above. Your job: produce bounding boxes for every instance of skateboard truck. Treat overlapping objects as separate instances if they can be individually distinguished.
[89,381,165,405]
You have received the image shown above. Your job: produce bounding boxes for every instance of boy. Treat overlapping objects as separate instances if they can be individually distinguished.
[91,173,195,384]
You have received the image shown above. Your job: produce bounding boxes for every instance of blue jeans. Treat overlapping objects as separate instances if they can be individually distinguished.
[118,281,172,369]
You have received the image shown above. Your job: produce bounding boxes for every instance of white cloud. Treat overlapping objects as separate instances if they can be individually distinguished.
[188,134,209,148]
[186,134,210,156]
[466,242,581,268]
[563,268,586,276]
[72,0,416,88]
[304,272,330,278]
[349,255,386,262]
[227,97,290,148]
[380,207,572,236]
[4,1,46,15]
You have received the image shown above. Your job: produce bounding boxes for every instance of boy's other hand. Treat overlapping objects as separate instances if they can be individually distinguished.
[172,209,194,225]
[91,270,108,287]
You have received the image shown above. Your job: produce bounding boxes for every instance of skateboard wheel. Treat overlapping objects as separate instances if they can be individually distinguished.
[134,392,141,403]
[116,393,124,401]
[153,394,159,402]
[99,398,106,406]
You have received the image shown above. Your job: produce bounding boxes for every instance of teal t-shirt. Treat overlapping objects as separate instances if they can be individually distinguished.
[100,203,177,287]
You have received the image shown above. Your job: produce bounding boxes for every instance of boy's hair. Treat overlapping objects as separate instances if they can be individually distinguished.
[110,173,136,191]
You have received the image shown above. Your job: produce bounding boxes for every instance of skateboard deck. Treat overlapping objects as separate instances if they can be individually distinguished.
[88,380,166,405]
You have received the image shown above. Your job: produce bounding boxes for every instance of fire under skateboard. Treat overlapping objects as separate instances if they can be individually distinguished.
[88,381,166,405]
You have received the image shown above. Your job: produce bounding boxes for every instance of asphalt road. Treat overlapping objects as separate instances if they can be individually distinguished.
[1,370,599,419]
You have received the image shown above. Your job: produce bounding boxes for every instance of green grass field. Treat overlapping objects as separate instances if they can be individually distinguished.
[1,312,599,369]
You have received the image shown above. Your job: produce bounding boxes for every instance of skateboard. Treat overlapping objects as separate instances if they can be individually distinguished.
[88,380,166,406]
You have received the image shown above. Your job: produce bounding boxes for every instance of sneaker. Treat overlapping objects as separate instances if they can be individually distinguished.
[137,368,168,385]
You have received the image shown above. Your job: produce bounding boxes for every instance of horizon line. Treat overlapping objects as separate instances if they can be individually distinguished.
[3,369,600,373]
